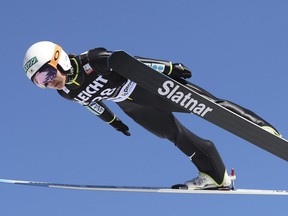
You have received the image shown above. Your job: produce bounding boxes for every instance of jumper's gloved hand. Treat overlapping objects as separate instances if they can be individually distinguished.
[109,117,131,136]
[170,63,192,79]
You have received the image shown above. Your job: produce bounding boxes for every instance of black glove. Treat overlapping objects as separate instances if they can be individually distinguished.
[170,63,192,79]
[109,117,131,136]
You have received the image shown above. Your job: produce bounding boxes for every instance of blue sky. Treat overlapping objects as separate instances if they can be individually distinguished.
[1,0,288,215]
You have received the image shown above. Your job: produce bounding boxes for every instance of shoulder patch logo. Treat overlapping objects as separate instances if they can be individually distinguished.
[83,63,93,75]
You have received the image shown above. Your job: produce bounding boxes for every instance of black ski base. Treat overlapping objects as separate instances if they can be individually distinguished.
[108,51,288,161]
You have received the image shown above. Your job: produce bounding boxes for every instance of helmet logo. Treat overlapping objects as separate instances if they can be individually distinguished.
[24,56,38,73]
[49,44,62,69]
[54,50,60,61]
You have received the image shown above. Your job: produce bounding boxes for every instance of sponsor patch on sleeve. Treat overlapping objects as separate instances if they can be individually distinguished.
[88,101,105,115]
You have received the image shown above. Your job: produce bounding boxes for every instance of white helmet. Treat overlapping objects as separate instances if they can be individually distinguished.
[23,41,71,80]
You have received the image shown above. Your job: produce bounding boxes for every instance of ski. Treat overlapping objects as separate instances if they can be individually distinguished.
[108,51,288,161]
[0,178,287,196]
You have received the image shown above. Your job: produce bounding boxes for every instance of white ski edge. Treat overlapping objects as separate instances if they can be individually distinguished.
[1,178,288,196]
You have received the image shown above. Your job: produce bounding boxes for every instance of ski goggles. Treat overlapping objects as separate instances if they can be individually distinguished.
[33,44,62,88]
[33,65,57,88]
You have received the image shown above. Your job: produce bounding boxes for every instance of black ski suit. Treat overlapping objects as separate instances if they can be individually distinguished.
[58,48,277,184]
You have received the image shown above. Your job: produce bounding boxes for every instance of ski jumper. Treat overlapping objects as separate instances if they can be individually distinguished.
[57,48,277,184]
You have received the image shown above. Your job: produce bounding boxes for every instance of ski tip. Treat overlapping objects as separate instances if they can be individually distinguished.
[0,179,14,184]
[108,51,129,68]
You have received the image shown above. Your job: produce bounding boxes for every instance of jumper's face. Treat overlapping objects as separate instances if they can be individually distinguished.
[46,70,67,89]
